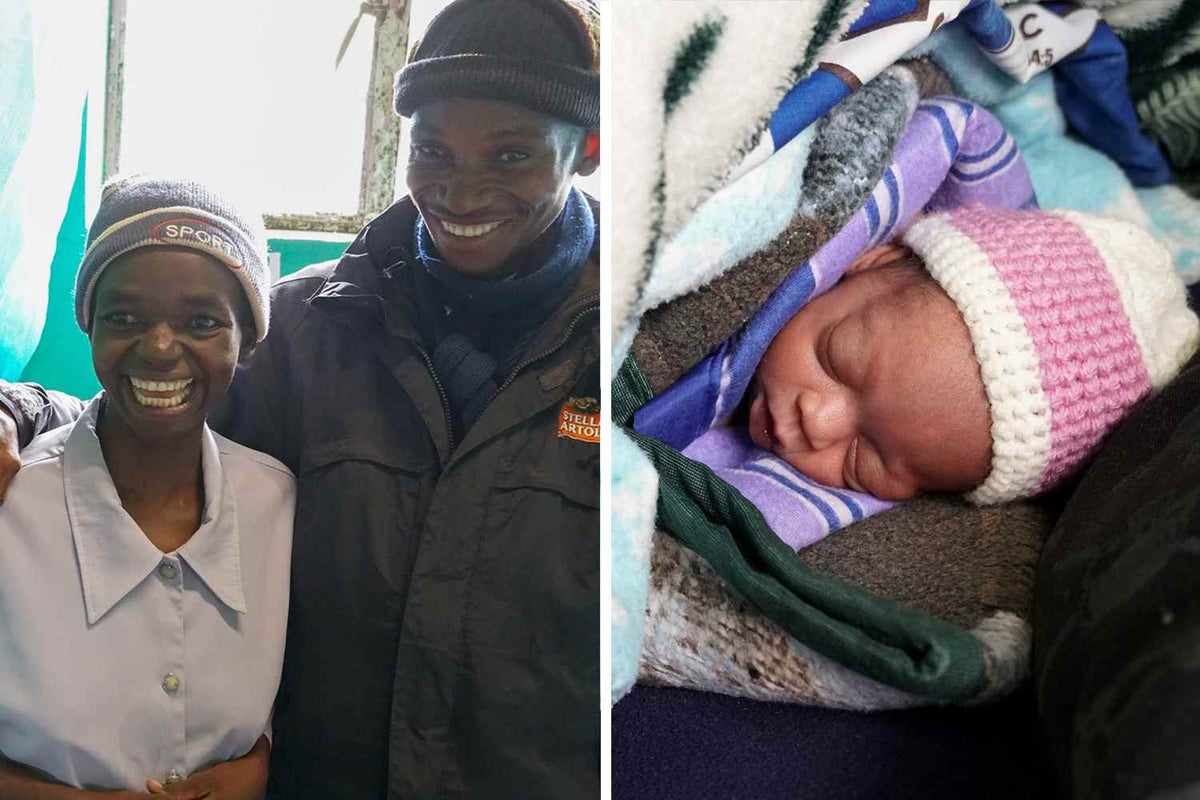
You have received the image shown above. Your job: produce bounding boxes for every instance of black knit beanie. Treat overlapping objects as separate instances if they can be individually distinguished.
[393,0,599,128]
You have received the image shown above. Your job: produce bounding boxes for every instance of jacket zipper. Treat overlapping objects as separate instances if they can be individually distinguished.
[413,343,458,454]
[489,293,600,403]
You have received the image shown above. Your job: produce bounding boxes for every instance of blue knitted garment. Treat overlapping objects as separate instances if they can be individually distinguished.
[412,187,594,438]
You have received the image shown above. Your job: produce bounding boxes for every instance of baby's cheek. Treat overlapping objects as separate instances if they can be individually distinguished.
[919,419,993,494]
[859,448,920,501]
[781,448,848,491]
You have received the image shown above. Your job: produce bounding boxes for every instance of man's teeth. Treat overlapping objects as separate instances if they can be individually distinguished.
[130,377,193,408]
[441,220,503,238]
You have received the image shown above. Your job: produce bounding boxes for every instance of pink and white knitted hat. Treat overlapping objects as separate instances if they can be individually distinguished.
[903,204,1199,505]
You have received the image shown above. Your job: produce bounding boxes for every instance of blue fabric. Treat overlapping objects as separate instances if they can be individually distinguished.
[1048,8,1173,187]
[767,71,853,151]
[613,685,1057,800]
[847,0,925,36]
[917,26,1200,280]
[959,0,1014,52]
[759,0,1010,170]
[750,0,1170,191]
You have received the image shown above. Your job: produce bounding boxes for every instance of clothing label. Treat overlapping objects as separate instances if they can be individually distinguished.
[558,397,600,443]
[150,217,242,266]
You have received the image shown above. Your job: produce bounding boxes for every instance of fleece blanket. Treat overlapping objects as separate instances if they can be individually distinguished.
[613,58,950,698]
[641,494,1050,708]
[614,87,1045,709]
[621,62,1074,708]
[629,61,950,395]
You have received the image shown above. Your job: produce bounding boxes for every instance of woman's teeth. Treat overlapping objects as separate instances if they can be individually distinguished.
[441,220,503,238]
[129,377,193,408]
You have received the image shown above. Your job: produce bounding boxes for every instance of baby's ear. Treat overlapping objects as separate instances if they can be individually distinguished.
[846,241,916,275]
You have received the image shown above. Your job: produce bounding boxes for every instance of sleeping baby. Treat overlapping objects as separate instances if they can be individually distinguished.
[747,204,1199,504]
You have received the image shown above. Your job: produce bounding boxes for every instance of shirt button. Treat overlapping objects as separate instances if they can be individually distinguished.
[162,673,180,695]
[158,562,178,580]
[164,769,184,785]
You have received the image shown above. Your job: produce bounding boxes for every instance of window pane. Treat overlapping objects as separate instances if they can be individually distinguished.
[119,0,374,215]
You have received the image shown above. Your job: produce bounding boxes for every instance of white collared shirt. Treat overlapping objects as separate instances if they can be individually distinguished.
[0,396,294,790]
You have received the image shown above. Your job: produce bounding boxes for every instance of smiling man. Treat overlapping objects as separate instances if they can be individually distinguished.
[406,99,591,276]
[0,0,601,798]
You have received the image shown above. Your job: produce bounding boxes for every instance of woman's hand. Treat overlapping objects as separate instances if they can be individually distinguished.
[144,736,269,800]
[145,780,208,800]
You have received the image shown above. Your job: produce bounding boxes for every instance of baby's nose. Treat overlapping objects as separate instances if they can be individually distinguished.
[799,390,857,451]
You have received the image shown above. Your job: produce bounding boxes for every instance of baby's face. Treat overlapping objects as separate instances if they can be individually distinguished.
[748,254,992,500]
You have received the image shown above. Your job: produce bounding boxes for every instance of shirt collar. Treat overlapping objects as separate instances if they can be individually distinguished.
[64,396,247,624]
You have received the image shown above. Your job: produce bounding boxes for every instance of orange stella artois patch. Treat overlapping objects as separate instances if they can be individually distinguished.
[558,397,600,443]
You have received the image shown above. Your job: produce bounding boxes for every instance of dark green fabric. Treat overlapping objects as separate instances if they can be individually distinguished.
[616,355,988,702]
[800,0,857,76]
[664,19,724,114]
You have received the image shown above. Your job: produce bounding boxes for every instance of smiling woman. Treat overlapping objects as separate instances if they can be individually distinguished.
[0,175,294,798]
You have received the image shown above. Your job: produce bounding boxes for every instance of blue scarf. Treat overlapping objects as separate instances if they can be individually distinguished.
[412,186,594,437]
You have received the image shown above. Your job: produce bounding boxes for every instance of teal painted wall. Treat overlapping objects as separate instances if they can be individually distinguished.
[274,238,351,277]
[19,120,355,396]
[20,109,93,396]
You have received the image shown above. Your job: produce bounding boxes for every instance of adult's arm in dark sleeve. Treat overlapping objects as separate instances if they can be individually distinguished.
[0,382,86,448]
[0,382,86,503]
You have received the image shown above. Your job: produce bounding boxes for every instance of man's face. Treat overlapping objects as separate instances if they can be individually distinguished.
[90,247,253,446]
[406,98,598,277]
[747,261,993,501]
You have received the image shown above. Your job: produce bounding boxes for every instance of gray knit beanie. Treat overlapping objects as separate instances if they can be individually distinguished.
[393,0,599,127]
[75,174,271,342]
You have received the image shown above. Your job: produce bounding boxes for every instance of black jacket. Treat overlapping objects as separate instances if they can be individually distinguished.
[210,196,600,798]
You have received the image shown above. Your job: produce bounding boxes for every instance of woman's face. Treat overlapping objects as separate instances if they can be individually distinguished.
[90,247,253,445]
[407,97,599,277]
